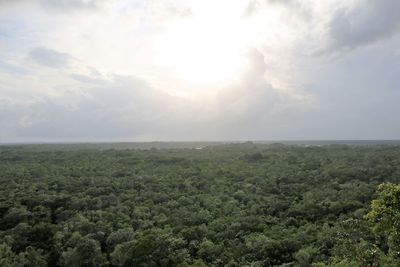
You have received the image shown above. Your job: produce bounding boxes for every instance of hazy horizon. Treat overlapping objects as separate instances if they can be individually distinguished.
[1,0,400,142]
[2,139,400,145]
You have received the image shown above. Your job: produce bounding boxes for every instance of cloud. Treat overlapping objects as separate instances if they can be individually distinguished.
[0,0,104,10]
[242,0,261,17]
[1,0,400,141]
[214,49,311,139]
[0,48,311,142]
[69,73,107,84]
[326,0,400,52]
[0,0,24,7]
[244,0,400,55]
[29,46,73,68]
[0,74,180,141]
[243,0,305,17]
[0,61,31,76]
[41,0,100,10]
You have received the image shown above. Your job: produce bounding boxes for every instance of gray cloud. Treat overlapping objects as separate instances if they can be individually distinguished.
[2,44,399,141]
[245,0,400,55]
[0,0,24,6]
[214,49,309,139]
[326,0,400,52]
[41,0,99,9]
[29,47,73,68]
[69,73,107,84]
[0,0,104,11]
[0,49,309,142]
[0,61,31,76]
[242,0,260,17]
[0,75,176,141]
[243,0,301,17]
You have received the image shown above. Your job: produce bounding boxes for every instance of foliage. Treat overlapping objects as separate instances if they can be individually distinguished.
[1,143,400,266]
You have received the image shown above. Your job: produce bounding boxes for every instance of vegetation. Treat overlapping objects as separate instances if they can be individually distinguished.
[1,143,400,266]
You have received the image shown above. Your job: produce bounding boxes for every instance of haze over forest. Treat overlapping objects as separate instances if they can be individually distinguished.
[1,0,400,142]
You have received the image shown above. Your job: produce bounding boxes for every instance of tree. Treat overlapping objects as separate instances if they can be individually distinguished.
[294,246,318,267]
[110,229,189,266]
[61,234,106,267]
[366,183,400,258]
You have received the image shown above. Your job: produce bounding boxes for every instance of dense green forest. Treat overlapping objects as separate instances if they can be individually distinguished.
[1,143,400,266]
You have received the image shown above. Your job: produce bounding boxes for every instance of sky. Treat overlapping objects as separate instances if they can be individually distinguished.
[0,0,400,142]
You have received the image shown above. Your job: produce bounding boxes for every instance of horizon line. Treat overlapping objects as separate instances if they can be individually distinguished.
[1,139,400,145]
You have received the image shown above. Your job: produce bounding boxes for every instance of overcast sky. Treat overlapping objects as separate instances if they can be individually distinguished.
[1,0,400,142]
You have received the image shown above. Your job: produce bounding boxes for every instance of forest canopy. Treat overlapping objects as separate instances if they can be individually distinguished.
[1,143,400,266]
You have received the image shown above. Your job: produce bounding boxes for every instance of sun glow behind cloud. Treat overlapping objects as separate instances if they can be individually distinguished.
[151,0,308,93]
[155,1,251,87]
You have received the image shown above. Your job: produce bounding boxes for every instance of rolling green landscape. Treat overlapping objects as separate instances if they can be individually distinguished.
[1,142,400,266]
